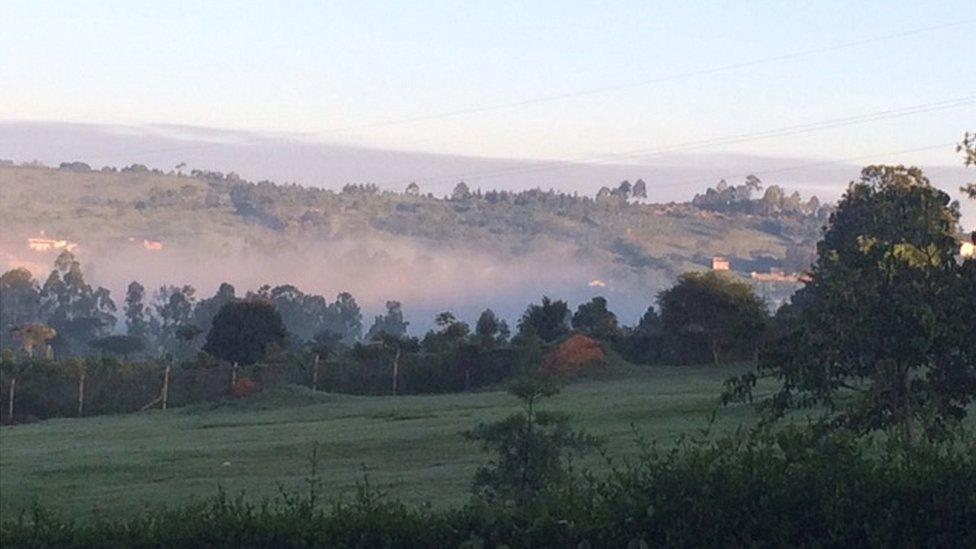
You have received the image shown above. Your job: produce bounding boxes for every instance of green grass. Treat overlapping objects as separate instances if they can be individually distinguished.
[0,365,760,520]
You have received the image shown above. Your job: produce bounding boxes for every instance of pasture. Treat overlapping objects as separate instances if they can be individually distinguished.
[0,365,759,519]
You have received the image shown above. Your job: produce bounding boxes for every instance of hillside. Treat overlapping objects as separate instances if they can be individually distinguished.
[0,163,820,325]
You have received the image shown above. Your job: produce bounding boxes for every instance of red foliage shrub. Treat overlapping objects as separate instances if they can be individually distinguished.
[230,376,260,398]
[540,333,606,378]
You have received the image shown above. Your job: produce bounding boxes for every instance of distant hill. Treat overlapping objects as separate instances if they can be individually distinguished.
[0,162,828,328]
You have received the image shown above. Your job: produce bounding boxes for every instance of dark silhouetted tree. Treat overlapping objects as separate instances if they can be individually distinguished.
[366,300,409,340]
[203,300,287,366]
[571,296,620,341]
[658,271,767,366]
[123,281,150,342]
[0,269,40,351]
[632,179,647,199]
[38,251,116,357]
[475,308,509,349]
[727,165,976,442]
[517,297,570,343]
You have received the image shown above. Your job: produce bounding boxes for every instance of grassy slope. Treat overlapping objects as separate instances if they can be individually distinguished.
[0,165,795,267]
[0,366,759,519]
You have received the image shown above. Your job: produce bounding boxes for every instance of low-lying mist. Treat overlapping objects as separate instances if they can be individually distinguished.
[3,234,664,333]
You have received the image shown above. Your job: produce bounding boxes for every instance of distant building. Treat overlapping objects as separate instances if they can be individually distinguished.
[750,268,806,284]
[961,241,975,259]
[712,257,730,271]
[27,237,77,252]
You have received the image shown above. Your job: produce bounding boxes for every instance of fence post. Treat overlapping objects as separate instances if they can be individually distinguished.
[161,363,171,410]
[77,371,85,417]
[311,353,320,390]
[7,377,15,420]
[392,347,401,396]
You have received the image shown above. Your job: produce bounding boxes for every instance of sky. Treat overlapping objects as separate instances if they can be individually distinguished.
[1,1,974,166]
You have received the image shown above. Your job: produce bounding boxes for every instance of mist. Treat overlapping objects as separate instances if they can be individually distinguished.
[3,232,665,334]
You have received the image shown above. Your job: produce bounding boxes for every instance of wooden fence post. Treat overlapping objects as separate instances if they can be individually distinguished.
[161,363,171,410]
[77,371,85,417]
[7,377,15,420]
[392,347,401,396]
[311,354,320,390]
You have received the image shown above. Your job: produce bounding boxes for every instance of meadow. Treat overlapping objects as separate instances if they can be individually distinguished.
[0,365,759,520]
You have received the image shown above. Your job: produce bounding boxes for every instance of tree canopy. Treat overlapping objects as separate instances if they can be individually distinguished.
[517,297,570,343]
[728,165,976,441]
[571,296,620,341]
[203,299,287,365]
[658,270,767,366]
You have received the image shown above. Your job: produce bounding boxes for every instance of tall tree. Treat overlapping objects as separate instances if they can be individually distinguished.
[193,282,236,335]
[727,165,976,442]
[517,297,570,343]
[422,311,471,353]
[658,271,767,366]
[203,299,287,366]
[475,308,509,349]
[328,292,363,344]
[0,269,40,351]
[571,296,620,341]
[631,179,648,199]
[451,181,471,201]
[38,251,116,357]
[366,300,409,340]
[152,285,195,355]
[123,281,150,341]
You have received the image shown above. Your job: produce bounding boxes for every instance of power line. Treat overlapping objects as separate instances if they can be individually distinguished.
[390,96,975,188]
[323,18,975,133]
[41,17,975,163]
[642,142,959,193]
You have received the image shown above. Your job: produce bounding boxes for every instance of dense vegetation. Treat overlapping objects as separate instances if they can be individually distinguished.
[0,160,822,315]
[2,154,975,546]
[3,423,974,548]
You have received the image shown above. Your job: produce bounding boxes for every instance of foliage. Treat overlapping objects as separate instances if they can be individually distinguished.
[123,281,150,343]
[959,131,976,199]
[474,308,509,349]
[727,165,976,442]
[693,175,827,221]
[365,301,409,340]
[37,251,117,357]
[571,296,620,340]
[3,427,974,547]
[516,296,570,343]
[89,335,145,358]
[0,268,40,351]
[204,300,287,366]
[658,270,767,366]
[420,311,471,353]
[464,377,600,505]
[614,305,664,365]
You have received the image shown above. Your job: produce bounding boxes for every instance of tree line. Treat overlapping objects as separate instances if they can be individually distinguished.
[2,160,975,440]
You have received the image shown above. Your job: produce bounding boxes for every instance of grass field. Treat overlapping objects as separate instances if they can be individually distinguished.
[0,365,761,520]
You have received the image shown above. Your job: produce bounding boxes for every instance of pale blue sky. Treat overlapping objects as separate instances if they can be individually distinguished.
[1,1,974,164]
